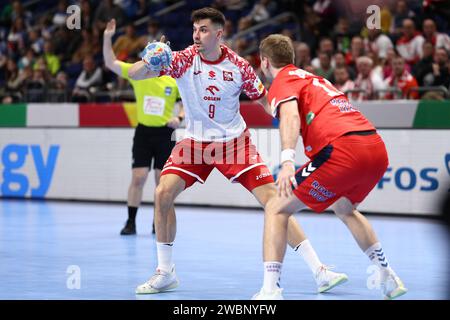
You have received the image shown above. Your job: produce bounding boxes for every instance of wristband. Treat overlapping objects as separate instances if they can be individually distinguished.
[280,149,296,165]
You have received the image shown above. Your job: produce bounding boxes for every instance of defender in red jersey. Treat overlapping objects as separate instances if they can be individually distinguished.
[253,34,407,300]
[127,8,347,296]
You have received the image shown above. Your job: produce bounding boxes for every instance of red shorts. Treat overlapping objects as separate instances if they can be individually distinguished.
[161,129,274,191]
[292,132,388,212]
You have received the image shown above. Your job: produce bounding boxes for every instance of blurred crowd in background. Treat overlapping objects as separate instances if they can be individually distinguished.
[0,0,449,103]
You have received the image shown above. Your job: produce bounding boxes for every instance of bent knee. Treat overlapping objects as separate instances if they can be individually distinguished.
[155,183,176,203]
[332,197,356,220]
[131,175,147,188]
[265,198,283,216]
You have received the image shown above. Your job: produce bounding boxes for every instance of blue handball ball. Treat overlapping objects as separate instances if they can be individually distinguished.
[141,42,173,72]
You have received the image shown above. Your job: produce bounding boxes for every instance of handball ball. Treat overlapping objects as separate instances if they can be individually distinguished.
[142,42,173,71]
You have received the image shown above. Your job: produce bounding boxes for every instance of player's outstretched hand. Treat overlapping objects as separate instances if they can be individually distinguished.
[276,162,297,198]
[104,19,116,38]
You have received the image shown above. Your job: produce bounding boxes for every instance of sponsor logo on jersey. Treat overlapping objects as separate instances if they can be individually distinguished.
[330,98,359,113]
[165,87,172,96]
[203,96,221,101]
[256,172,271,180]
[208,70,216,80]
[308,180,336,202]
[206,85,219,95]
[223,71,233,81]
[204,85,221,101]
[254,78,264,94]
[306,111,315,125]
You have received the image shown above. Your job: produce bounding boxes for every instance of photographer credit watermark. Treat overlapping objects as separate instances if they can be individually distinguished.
[66,5,81,30]
[66,265,81,289]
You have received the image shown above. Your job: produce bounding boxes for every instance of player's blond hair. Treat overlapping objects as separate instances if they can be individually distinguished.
[259,34,295,68]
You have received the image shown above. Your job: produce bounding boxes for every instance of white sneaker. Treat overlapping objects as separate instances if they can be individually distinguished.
[315,265,348,293]
[135,265,179,294]
[252,288,284,300]
[381,272,407,300]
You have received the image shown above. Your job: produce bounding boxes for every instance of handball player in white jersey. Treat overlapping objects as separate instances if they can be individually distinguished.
[129,7,347,295]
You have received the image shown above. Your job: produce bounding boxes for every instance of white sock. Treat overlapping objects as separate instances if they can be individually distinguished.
[156,242,174,272]
[263,261,282,293]
[364,242,394,276]
[295,239,322,274]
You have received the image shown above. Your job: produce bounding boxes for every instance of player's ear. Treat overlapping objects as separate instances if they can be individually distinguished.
[216,28,223,40]
[261,56,269,69]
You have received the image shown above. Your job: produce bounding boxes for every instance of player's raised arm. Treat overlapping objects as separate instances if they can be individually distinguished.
[103,19,122,76]
[129,36,171,80]
[128,61,158,80]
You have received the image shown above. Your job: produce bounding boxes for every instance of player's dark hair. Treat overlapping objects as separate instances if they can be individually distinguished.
[259,34,295,68]
[191,7,226,28]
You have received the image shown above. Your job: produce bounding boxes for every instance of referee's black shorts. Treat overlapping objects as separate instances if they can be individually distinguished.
[132,124,175,170]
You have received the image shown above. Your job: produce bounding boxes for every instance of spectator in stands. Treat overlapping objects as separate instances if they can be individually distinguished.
[382,47,397,79]
[396,18,424,66]
[43,40,60,76]
[72,55,103,102]
[80,0,94,30]
[52,0,68,27]
[334,51,355,79]
[52,26,79,63]
[71,28,100,64]
[422,19,450,52]
[138,19,163,48]
[332,17,352,54]
[18,47,35,71]
[380,5,393,35]
[27,29,44,55]
[300,2,321,51]
[353,56,386,100]
[367,51,384,82]
[233,17,258,52]
[7,17,26,57]
[212,0,249,14]
[38,14,55,41]
[294,42,311,69]
[430,48,450,88]
[246,0,275,23]
[222,19,234,47]
[345,36,365,71]
[25,58,49,102]
[385,55,419,99]
[314,51,333,81]
[365,28,393,61]
[94,0,125,31]
[413,41,434,86]
[312,0,337,37]
[0,2,13,27]
[390,0,416,38]
[311,37,335,69]
[333,66,355,95]
[49,70,69,102]
[11,0,32,28]
[112,24,140,61]
[1,58,25,103]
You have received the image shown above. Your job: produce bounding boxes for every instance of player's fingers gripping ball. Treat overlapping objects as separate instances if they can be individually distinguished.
[141,41,173,72]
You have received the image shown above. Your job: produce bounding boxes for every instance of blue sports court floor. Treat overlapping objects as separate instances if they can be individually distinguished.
[0,199,448,300]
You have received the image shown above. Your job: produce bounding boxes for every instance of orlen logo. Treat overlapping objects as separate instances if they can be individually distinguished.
[206,85,219,95]
[377,154,450,192]
[1,144,60,197]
